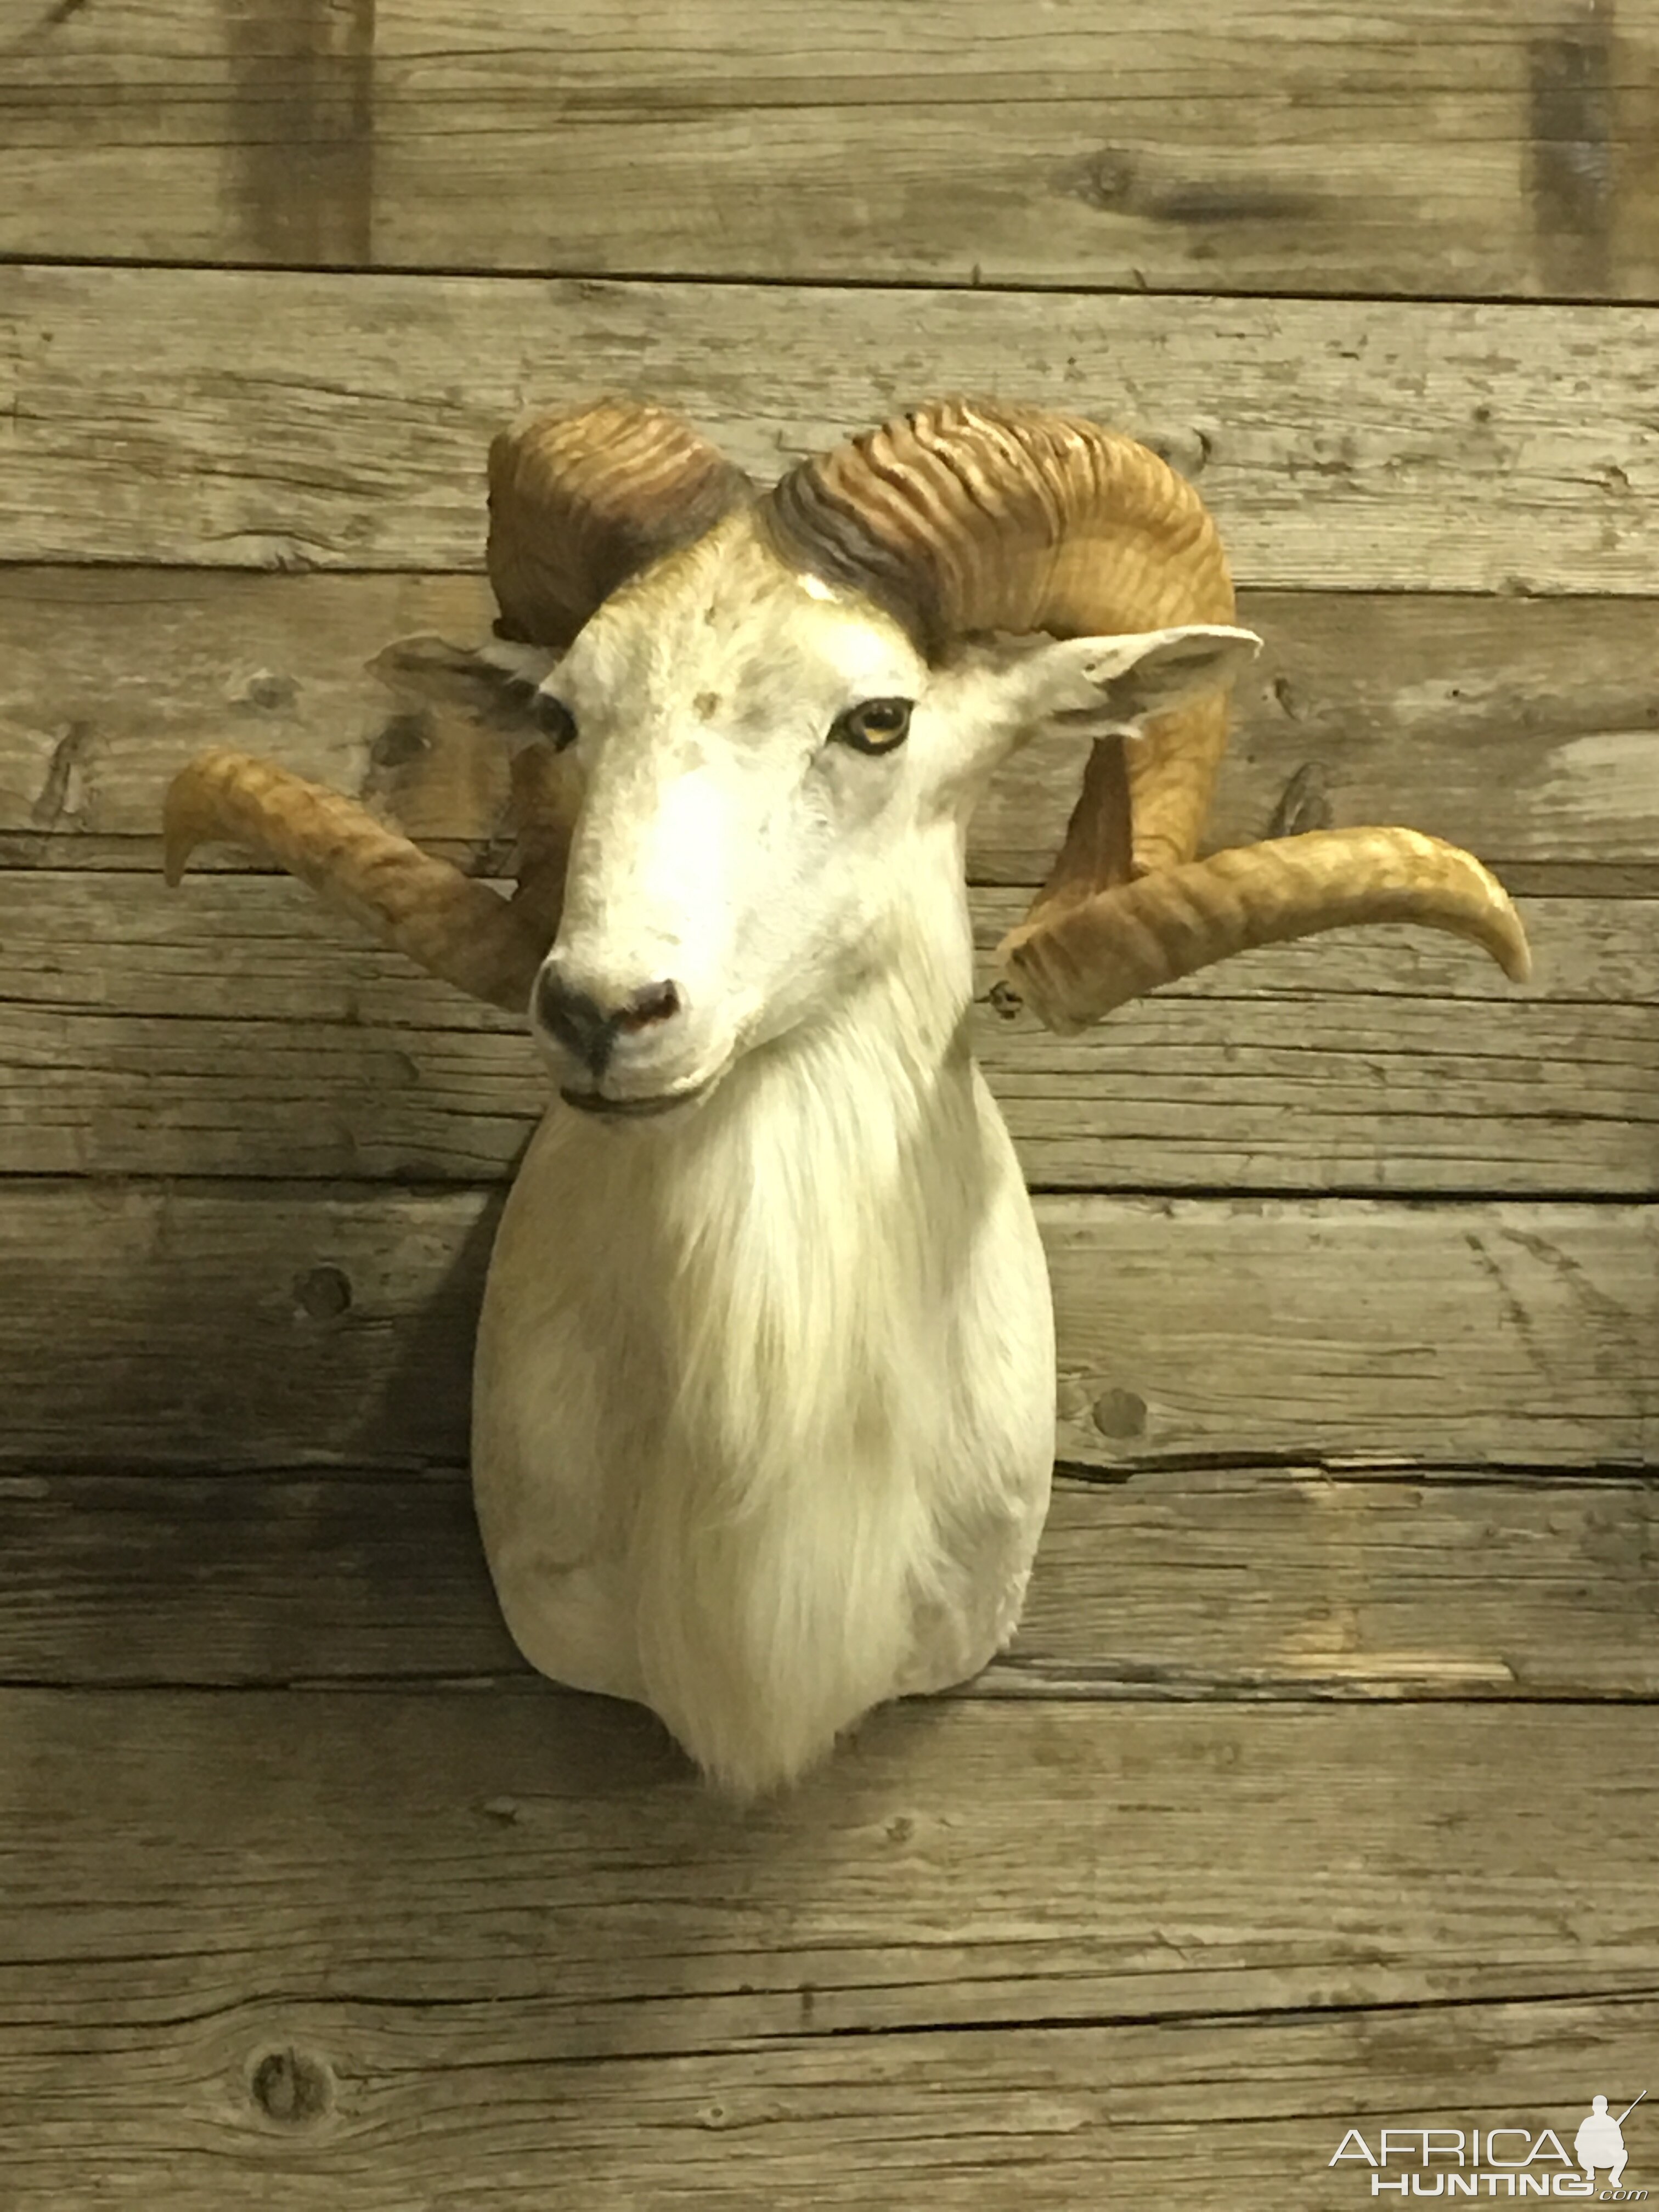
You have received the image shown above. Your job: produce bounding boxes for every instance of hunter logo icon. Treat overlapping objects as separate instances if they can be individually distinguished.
[1330,2087,1650,2194]
[1576,2093,1644,2192]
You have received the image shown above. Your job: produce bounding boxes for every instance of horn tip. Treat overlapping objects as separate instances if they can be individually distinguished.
[1476,868,1532,986]
[1498,928,1534,986]
[161,747,242,887]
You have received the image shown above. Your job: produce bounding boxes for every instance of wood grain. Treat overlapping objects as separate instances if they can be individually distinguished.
[5,0,1658,298]
[3,873,1652,1194]
[0,1183,1648,1471]
[3,268,1656,589]
[3,1691,1658,2211]
[5,1466,1657,1700]
[4,573,1658,887]
[4,1694,1659,2036]
[3,1988,1656,2209]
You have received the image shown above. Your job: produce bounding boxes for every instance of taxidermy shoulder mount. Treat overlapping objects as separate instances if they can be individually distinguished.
[166,398,1530,1797]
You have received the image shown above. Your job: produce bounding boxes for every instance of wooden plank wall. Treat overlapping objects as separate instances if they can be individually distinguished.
[1,4,1656,2207]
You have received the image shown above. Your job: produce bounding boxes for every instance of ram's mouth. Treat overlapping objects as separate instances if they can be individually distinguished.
[559,1077,713,1121]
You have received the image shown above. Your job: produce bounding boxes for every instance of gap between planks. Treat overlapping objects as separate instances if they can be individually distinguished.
[0,1182,1651,1472]
[9,254,1659,313]
[3,268,1657,589]
[7,577,1656,884]
[7,0,1658,303]
[4,1465,1656,1698]
[3,876,1653,1195]
[4,1994,1659,2210]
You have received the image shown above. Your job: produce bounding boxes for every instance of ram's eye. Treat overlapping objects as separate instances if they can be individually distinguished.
[532,693,579,751]
[830,698,912,754]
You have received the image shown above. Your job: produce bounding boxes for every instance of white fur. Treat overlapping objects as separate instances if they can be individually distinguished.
[470,512,1255,1795]
[475,884,1055,1795]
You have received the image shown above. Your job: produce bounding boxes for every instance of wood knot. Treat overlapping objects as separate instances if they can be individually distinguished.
[1074,150,1135,210]
[30,721,95,831]
[250,2047,334,2126]
[1266,761,1334,839]
[1142,424,1214,478]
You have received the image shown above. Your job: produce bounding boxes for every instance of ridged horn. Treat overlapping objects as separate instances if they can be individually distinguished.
[489,397,752,648]
[163,749,553,1013]
[163,403,734,1009]
[1000,826,1533,1034]
[762,398,1234,889]
[765,399,1531,1030]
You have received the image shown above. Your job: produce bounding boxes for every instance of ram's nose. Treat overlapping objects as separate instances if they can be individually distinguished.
[533,968,682,1077]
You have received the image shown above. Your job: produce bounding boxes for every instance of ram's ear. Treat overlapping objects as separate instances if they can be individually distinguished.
[358,633,569,847]
[992,623,1261,740]
[366,632,561,732]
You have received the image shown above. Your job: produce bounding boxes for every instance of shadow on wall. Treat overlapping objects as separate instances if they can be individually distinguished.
[359,1180,509,1465]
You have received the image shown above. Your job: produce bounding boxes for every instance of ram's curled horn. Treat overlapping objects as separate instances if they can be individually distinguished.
[488,397,753,648]
[764,397,1234,883]
[161,400,744,1012]
[1000,827,1532,1034]
[766,398,1530,1030]
[163,749,552,1013]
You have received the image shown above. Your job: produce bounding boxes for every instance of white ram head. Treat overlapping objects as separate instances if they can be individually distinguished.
[165,399,1530,1082]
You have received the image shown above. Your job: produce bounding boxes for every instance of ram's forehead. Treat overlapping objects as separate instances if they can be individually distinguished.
[566,512,925,724]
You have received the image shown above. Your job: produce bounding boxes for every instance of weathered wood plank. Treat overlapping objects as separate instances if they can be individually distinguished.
[6,1467,1657,1699]
[5,0,1658,300]
[2,1989,1656,2211]
[0,1184,1649,1469]
[3,571,1657,885]
[4,874,1654,1193]
[3,268,1655,589]
[2,1695,1657,2049]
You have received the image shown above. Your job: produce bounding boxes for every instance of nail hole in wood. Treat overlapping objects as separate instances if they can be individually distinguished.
[243,671,297,712]
[294,1266,352,1322]
[1092,1387,1149,1441]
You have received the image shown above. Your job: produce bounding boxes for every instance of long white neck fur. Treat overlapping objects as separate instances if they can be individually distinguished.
[490,838,1023,1794]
